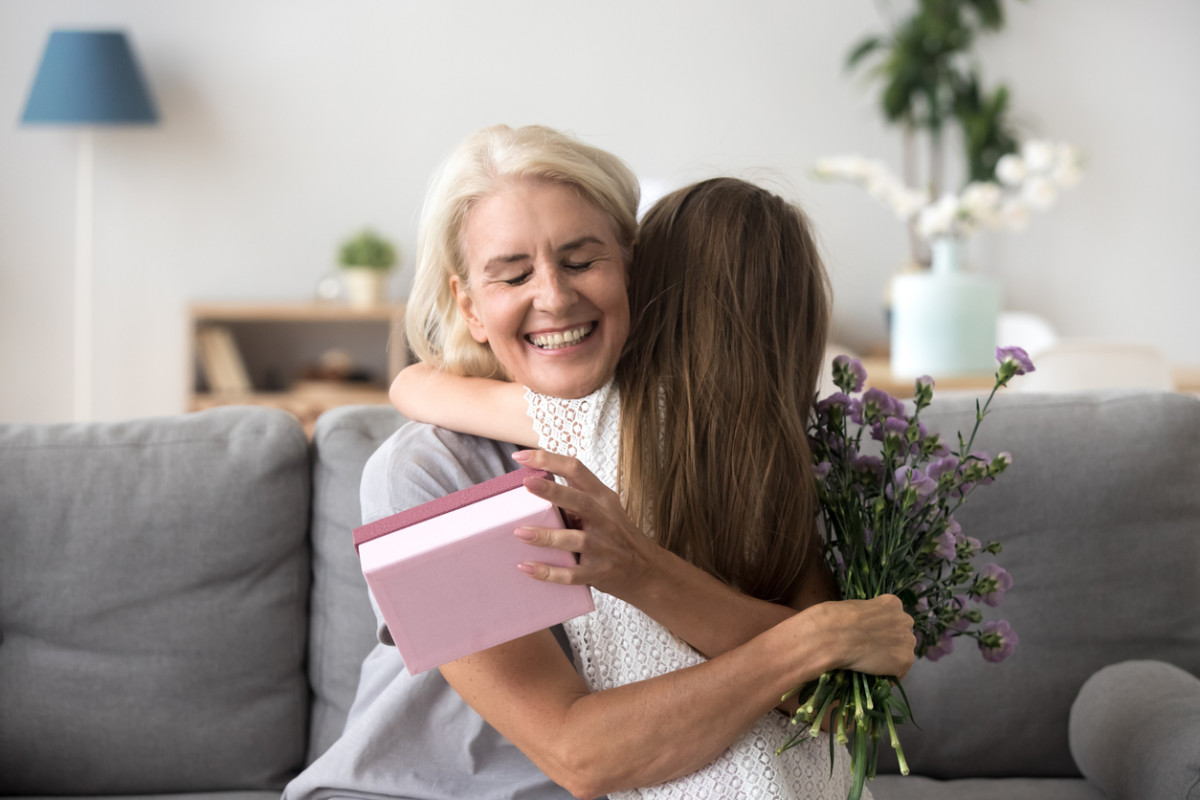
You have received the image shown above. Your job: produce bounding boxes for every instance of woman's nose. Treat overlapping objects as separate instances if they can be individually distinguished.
[531,267,578,314]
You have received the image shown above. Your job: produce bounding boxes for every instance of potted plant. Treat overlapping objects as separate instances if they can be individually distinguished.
[813,1,1082,378]
[338,228,397,308]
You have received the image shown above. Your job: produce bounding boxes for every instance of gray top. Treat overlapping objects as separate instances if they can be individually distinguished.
[283,421,583,800]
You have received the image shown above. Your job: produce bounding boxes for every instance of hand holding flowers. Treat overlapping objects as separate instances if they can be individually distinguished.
[778,346,1034,800]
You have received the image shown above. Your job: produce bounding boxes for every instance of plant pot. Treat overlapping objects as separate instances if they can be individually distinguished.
[342,268,389,309]
[890,238,1000,378]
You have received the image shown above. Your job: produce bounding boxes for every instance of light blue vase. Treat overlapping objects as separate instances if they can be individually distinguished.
[890,238,1000,378]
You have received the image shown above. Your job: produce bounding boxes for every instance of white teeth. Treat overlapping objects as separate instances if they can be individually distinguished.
[529,324,593,350]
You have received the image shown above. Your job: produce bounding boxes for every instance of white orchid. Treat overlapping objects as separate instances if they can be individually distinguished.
[814,139,1083,244]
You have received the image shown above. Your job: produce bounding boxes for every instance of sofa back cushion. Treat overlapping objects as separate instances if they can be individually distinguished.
[304,404,404,762]
[0,407,311,795]
[875,390,1200,779]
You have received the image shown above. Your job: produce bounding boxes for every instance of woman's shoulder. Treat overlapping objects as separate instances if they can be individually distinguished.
[360,421,520,523]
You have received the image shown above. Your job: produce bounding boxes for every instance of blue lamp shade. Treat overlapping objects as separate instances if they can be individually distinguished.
[21,30,158,125]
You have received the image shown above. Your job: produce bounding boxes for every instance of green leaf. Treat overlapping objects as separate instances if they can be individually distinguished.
[846,36,884,70]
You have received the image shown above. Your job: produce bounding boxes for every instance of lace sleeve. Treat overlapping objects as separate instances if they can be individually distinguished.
[523,380,620,490]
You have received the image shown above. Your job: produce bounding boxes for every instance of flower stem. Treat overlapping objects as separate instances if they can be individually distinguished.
[885,703,910,776]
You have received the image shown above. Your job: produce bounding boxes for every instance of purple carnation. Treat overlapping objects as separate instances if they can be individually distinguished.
[815,392,851,414]
[945,517,963,541]
[851,452,884,478]
[978,619,1019,663]
[927,455,960,484]
[995,346,1035,376]
[873,415,910,445]
[974,563,1014,606]
[924,630,956,662]
[832,355,868,393]
[853,388,904,424]
[933,529,957,561]
[895,466,937,500]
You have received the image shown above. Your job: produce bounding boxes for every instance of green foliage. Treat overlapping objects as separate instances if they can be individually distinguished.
[847,0,1025,192]
[338,229,397,271]
[953,71,1021,182]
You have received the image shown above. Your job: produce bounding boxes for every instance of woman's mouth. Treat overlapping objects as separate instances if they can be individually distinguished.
[526,322,596,350]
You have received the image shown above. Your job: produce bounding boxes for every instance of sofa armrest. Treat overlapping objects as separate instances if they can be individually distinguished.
[1069,659,1200,800]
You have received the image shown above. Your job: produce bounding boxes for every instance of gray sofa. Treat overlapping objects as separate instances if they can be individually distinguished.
[1,391,1198,800]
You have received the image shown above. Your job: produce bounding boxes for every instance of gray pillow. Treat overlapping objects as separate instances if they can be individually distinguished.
[875,390,1200,778]
[0,407,311,795]
[1069,660,1200,799]
[304,404,404,763]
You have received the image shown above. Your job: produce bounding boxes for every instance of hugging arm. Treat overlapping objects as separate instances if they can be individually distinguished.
[389,362,538,448]
[439,592,913,799]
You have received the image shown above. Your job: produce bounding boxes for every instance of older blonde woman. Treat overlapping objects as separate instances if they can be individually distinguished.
[285,125,913,800]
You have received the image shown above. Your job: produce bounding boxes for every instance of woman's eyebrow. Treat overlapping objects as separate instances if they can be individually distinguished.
[557,235,606,254]
[482,252,530,275]
[481,236,607,274]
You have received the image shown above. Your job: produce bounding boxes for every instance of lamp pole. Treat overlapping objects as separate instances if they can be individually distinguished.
[74,127,94,421]
[20,29,158,421]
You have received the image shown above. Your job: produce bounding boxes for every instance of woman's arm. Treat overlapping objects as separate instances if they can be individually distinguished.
[389,362,538,447]
[512,449,836,660]
[440,595,914,800]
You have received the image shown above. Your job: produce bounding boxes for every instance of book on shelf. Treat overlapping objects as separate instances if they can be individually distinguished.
[197,325,252,394]
[353,467,595,675]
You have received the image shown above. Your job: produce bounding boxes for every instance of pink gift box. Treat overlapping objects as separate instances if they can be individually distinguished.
[353,467,594,675]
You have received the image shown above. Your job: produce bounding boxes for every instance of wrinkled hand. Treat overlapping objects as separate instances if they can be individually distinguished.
[813,594,916,679]
[511,449,655,599]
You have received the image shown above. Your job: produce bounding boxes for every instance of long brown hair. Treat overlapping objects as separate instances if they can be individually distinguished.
[617,178,831,603]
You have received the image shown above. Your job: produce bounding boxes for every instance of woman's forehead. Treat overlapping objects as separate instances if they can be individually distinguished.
[463,181,621,263]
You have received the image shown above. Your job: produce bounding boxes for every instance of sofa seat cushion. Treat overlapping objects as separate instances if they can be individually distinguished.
[869,775,1105,800]
[0,407,311,795]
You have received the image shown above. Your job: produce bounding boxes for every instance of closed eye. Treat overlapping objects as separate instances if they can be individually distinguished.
[503,271,533,286]
[564,261,595,271]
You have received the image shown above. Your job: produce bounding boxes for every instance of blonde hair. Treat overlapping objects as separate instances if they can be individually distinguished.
[617,178,832,603]
[405,124,640,378]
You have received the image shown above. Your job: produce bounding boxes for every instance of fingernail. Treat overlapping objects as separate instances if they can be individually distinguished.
[514,528,535,541]
[512,450,531,462]
[516,562,536,574]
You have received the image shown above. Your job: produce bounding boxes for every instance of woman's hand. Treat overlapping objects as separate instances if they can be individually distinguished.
[805,595,916,679]
[510,449,656,600]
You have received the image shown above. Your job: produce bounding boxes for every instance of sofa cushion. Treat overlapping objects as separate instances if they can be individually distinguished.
[304,404,404,763]
[1069,659,1200,800]
[0,407,311,795]
[875,390,1200,779]
[869,775,1105,800]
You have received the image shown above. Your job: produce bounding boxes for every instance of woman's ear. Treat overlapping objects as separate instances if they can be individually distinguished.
[450,275,489,344]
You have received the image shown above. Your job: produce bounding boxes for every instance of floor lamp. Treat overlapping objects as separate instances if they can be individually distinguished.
[21,30,159,422]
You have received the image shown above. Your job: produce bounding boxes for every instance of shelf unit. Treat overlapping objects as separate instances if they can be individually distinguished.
[188,302,407,435]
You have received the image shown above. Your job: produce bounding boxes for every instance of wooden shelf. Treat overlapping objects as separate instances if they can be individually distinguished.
[189,302,402,323]
[188,302,407,435]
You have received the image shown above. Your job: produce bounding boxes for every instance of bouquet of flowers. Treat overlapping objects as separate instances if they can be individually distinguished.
[778,347,1033,800]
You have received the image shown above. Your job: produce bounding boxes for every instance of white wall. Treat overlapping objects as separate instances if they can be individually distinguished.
[2,0,1197,423]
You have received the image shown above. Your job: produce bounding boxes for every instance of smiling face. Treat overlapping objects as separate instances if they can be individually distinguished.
[452,179,631,399]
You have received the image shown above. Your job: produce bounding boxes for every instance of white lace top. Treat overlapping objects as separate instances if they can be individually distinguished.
[524,380,868,800]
